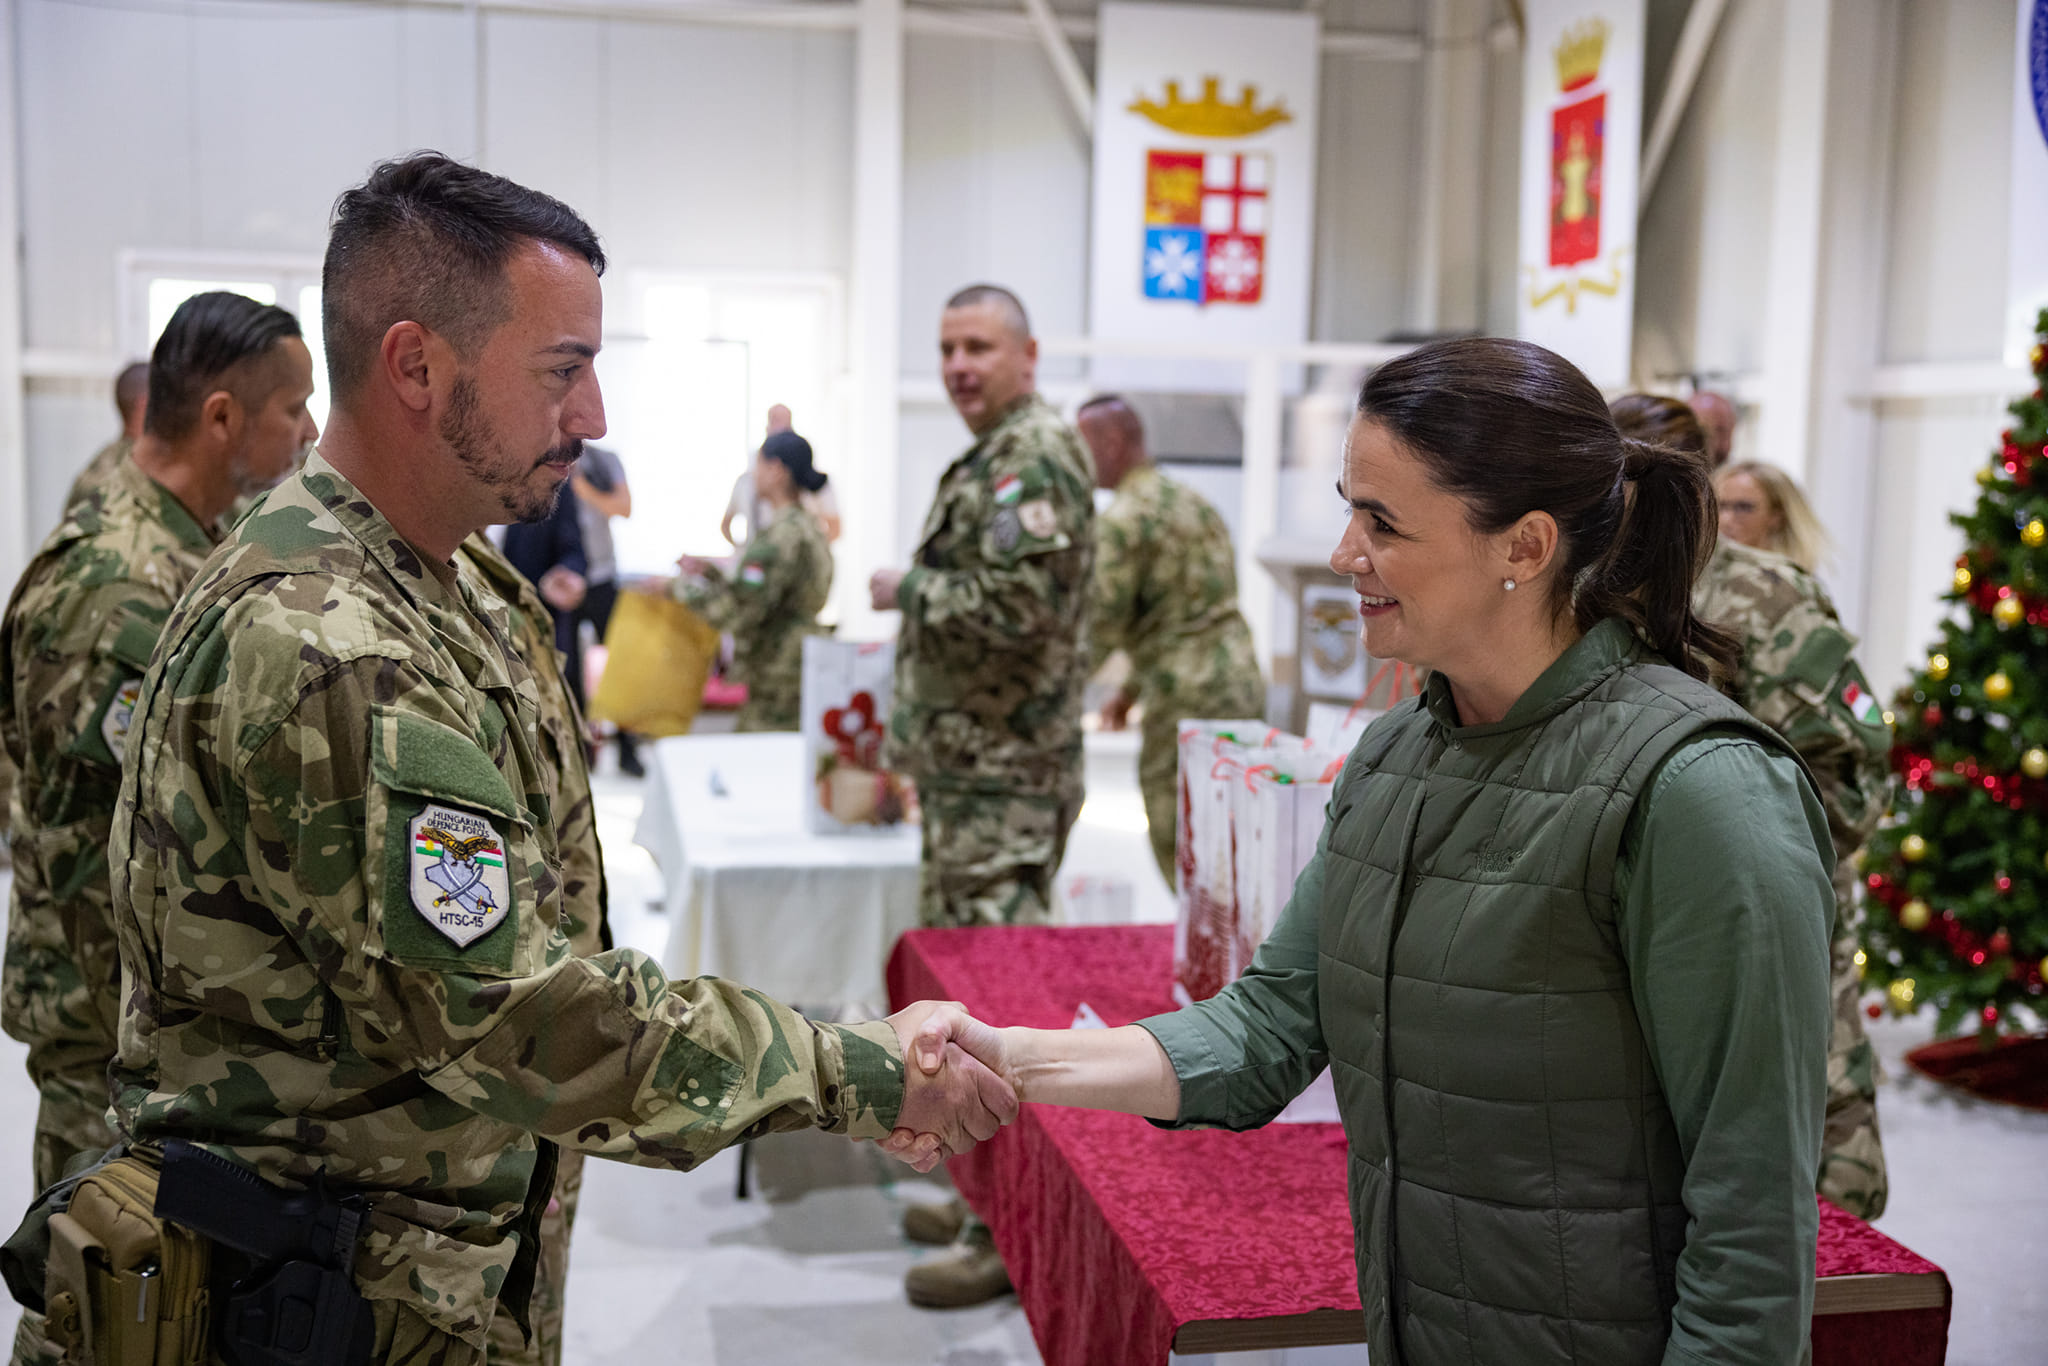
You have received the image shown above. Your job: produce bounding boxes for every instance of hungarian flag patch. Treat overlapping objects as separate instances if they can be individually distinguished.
[1842,681,1879,723]
[994,474,1024,506]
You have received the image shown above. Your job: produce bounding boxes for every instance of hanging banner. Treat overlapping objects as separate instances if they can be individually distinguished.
[1089,3,1320,393]
[2007,0,2048,366]
[1515,0,1645,390]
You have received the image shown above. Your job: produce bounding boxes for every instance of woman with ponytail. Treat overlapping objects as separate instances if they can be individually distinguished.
[887,339,1837,1365]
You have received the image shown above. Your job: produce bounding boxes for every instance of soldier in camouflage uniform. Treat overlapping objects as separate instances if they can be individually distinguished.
[872,285,1094,935]
[870,285,1093,1308]
[102,157,1010,1366]
[61,362,150,513]
[672,430,833,731]
[1,294,314,1196]
[454,534,608,1366]
[1075,395,1264,885]
[1614,394,1890,1219]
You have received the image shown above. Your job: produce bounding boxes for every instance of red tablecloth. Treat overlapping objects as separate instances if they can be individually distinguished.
[887,924,1950,1366]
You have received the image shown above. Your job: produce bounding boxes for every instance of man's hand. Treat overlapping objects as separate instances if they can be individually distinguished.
[869,568,905,611]
[878,1001,1017,1172]
[1099,689,1134,732]
[538,565,586,611]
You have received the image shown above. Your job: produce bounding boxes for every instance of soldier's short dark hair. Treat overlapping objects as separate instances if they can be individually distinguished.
[113,361,149,424]
[944,283,1031,340]
[322,152,605,401]
[145,292,303,442]
[1077,393,1144,445]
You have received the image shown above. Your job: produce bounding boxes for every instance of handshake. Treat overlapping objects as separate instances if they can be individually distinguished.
[875,1000,1015,1173]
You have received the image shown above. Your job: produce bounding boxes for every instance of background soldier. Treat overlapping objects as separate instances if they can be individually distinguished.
[454,533,609,1366]
[62,360,151,511]
[2,292,314,1194]
[104,154,1011,1366]
[1075,394,1264,886]
[671,429,833,731]
[1614,394,1891,1219]
[869,284,1094,1308]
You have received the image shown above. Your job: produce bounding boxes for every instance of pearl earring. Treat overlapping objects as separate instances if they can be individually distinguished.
[1503,578,1518,591]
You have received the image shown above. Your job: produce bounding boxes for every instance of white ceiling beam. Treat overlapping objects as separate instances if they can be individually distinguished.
[1638,0,1729,218]
[1019,0,1094,133]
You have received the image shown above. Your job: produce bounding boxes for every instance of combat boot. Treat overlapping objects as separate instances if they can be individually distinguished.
[900,1195,966,1246]
[904,1223,1012,1308]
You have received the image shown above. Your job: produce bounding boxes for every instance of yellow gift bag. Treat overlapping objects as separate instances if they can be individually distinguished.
[589,591,720,738]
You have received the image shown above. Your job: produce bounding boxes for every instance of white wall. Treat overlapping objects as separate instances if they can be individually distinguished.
[15,0,853,547]
[1633,0,2015,696]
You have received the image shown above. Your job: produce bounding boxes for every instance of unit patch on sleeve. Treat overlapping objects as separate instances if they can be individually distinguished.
[409,803,512,946]
[100,678,142,763]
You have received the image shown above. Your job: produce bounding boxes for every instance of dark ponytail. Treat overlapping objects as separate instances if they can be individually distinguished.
[1356,339,1739,684]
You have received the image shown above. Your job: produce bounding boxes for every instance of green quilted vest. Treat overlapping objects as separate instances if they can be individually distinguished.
[1318,618,1797,1365]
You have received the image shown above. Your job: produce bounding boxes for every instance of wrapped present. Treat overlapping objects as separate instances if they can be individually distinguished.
[801,637,917,834]
[589,590,719,738]
[1305,659,1424,753]
[1172,719,1269,1007]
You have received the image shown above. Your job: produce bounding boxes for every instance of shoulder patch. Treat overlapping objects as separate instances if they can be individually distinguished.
[1018,499,1057,539]
[991,508,1022,552]
[994,474,1024,506]
[100,678,142,762]
[739,563,768,588]
[409,803,512,946]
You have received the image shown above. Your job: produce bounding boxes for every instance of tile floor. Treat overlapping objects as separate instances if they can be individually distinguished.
[0,741,2039,1364]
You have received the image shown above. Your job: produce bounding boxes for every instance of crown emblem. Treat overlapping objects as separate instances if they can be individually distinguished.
[1553,19,1609,93]
[1128,77,1292,138]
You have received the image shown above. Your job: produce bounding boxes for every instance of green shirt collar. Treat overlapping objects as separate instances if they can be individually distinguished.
[1422,617,1643,738]
[112,451,222,552]
[296,451,515,694]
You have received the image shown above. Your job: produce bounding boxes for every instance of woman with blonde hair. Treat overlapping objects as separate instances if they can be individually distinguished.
[1715,459,1832,572]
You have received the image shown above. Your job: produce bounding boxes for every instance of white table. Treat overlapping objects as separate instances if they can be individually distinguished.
[633,733,922,1014]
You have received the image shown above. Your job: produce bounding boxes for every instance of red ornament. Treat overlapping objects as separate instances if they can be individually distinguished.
[1991,929,2013,954]
[1923,705,1943,727]
[1996,875,2014,894]
[1865,1003,1882,1019]
[1983,1003,2001,1026]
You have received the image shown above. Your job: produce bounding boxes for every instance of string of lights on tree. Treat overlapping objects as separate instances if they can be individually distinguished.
[1859,311,2048,1038]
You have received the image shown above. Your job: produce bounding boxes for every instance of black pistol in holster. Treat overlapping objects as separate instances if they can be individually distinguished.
[152,1141,375,1366]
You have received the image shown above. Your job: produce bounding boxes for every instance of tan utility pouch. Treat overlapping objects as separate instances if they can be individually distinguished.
[43,1156,210,1366]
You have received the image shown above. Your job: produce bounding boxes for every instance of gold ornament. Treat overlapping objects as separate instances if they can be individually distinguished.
[1978,466,1995,487]
[1900,834,1928,863]
[1853,947,1867,981]
[1928,653,1951,680]
[2041,954,2048,978]
[1986,671,2015,702]
[1899,899,1931,931]
[1887,978,1917,1012]
[1954,565,1975,594]
[1995,596,2027,629]
[1882,709,1896,727]
[2027,520,2048,549]
[2025,748,2048,779]
[2034,343,2046,370]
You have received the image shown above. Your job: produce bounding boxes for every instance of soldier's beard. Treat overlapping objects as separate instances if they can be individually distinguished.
[441,372,572,525]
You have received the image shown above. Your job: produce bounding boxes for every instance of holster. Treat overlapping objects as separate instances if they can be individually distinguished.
[42,1155,211,1366]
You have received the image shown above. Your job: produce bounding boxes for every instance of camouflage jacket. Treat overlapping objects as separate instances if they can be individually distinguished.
[677,504,832,729]
[64,437,131,514]
[1,456,218,1081]
[888,396,1095,797]
[454,534,609,958]
[1693,538,1891,862]
[1088,464,1261,709]
[108,453,906,1347]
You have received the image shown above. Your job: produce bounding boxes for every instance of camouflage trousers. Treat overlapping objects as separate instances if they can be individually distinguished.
[1136,676,1267,887]
[484,1149,585,1366]
[1820,868,1887,1220]
[30,1057,117,1192]
[364,1298,486,1366]
[916,789,1080,928]
[733,678,800,733]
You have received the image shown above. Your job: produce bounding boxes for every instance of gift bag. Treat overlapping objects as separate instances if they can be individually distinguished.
[588,591,720,738]
[1231,745,1346,980]
[1172,719,1270,1006]
[1305,659,1424,753]
[801,637,917,834]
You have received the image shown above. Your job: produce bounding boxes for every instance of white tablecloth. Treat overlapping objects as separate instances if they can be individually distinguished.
[633,733,921,1013]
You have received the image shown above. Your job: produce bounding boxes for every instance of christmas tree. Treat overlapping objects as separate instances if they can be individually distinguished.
[1861,310,2048,1039]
